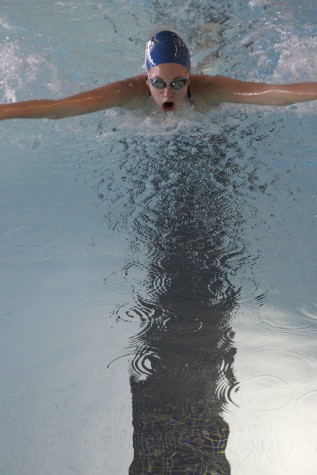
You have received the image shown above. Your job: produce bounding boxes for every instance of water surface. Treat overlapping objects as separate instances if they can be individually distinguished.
[0,1,316,474]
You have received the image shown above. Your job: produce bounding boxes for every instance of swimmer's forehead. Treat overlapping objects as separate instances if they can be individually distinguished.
[147,63,189,78]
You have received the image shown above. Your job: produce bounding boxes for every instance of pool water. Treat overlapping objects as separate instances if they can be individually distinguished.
[0,1,316,474]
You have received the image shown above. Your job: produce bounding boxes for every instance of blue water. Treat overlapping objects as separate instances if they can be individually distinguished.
[1,1,317,474]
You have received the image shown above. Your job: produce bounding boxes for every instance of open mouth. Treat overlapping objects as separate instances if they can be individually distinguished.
[162,101,176,112]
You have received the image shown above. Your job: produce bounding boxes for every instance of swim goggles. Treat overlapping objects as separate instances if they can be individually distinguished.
[148,77,189,89]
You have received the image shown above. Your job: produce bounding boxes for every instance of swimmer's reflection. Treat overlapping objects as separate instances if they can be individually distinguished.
[127,134,242,474]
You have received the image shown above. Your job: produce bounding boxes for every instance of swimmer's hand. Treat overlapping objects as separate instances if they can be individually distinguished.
[0,75,148,120]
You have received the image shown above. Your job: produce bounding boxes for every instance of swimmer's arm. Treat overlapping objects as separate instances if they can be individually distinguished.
[192,75,317,106]
[0,75,148,120]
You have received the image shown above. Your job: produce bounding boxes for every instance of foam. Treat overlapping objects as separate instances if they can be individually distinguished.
[271,31,317,83]
[0,40,56,102]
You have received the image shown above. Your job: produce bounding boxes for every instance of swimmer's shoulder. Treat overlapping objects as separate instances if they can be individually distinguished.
[116,74,149,110]
[190,74,231,108]
[124,74,149,97]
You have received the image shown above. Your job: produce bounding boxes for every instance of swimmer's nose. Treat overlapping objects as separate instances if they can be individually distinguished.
[162,87,174,99]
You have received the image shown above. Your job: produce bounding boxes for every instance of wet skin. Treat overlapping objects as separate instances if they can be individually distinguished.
[2,63,317,120]
[146,63,190,112]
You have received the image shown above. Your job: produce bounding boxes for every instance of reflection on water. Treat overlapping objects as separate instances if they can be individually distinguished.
[97,127,253,473]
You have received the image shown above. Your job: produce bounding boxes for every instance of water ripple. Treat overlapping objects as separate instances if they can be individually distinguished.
[295,387,317,422]
[129,346,160,382]
[104,260,148,297]
[239,373,293,412]
[162,314,203,334]
[86,349,133,383]
[216,373,240,408]
[250,304,317,335]
[235,347,315,413]
[113,297,161,328]
[146,262,172,297]
[300,302,317,326]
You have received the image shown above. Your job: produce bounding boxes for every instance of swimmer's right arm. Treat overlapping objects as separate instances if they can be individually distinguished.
[0,75,148,120]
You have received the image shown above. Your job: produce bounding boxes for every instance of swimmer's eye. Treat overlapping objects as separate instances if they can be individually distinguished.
[170,79,189,89]
[149,78,189,89]
[149,78,166,89]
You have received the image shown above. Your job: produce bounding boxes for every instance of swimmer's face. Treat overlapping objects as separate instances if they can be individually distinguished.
[146,63,190,112]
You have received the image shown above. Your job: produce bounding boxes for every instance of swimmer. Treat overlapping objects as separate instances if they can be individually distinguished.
[1,30,317,120]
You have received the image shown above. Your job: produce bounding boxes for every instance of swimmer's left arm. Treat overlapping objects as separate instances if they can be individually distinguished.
[192,75,317,107]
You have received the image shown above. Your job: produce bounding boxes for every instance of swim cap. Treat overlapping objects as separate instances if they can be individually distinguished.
[145,31,191,72]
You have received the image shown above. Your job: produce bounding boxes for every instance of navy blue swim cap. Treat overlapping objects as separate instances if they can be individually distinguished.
[145,31,191,72]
